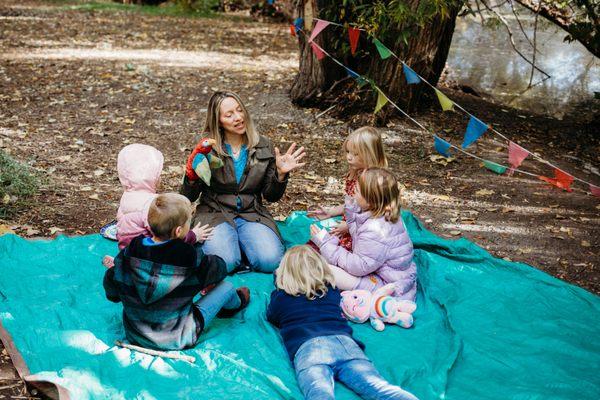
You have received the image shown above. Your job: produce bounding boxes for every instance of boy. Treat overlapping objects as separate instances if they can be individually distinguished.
[104,193,250,350]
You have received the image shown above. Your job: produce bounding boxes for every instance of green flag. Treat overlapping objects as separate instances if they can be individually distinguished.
[483,161,507,174]
[373,38,393,60]
[374,90,388,113]
[435,89,454,111]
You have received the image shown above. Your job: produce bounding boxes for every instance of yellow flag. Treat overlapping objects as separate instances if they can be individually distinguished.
[374,90,388,114]
[435,89,454,111]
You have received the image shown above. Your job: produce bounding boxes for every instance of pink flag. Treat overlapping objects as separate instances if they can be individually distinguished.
[311,42,326,60]
[348,27,360,55]
[309,20,330,42]
[508,141,529,175]
[590,184,600,198]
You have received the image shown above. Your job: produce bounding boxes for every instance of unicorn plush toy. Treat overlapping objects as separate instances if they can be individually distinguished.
[340,284,417,331]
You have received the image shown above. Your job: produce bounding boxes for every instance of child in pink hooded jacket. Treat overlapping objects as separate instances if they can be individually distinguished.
[102,144,212,267]
[310,168,417,301]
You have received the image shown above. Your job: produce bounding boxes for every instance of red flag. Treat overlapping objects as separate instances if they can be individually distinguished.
[311,42,326,60]
[309,20,330,42]
[290,25,296,37]
[590,184,600,198]
[538,169,574,192]
[507,141,529,175]
[348,27,360,55]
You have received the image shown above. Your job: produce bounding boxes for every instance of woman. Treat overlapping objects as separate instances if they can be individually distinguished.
[181,91,305,273]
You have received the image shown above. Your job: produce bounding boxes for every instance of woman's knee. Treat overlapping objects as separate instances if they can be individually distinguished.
[246,242,284,273]
[202,224,241,272]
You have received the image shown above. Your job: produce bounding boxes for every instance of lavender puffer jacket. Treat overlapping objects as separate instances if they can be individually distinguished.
[313,197,417,300]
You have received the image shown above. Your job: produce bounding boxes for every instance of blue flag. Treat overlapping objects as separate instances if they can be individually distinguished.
[403,64,420,85]
[268,0,274,4]
[345,66,360,79]
[462,116,488,148]
[293,18,304,33]
[434,136,452,157]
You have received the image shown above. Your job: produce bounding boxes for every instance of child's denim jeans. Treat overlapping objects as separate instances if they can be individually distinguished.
[293,335,418,400]
[194,281,240,326]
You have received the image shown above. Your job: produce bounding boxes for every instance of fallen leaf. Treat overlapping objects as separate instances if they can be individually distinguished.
[475,189,495,197]
[89,194,99,200]
[0,225,15,236]
[57,155,71,162]
[449,230,461,236]
[323,158,336,164]
[26,227,40,236]
[93,169,105,176]
[581,240,591,247]
[49,227,64,235]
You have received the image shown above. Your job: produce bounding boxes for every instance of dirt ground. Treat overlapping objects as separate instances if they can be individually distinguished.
[0,0,599,397]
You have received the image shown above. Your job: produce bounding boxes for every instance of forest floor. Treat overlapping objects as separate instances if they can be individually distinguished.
[0,0,599,397]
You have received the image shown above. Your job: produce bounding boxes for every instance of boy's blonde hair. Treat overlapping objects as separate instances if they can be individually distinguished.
[203,91,259,157]
[358,168,402,223]
[148,193,192,240]
[344,127,388,178]
[275,245,335,300]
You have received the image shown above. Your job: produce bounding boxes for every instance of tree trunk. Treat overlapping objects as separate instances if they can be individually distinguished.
[290,1,462,113]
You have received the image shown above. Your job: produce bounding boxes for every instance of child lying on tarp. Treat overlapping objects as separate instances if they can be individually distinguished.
[310,167,417,301]
[267,245,418,400]
[103,193,250,350]
[102,144,213,268]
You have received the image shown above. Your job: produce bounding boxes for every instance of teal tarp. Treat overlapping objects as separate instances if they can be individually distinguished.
[0,211,599,399]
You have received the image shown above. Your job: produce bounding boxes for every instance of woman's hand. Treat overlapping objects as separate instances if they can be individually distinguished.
[275,142,306,180]
[192,223,214,243]
[329,221,348,237]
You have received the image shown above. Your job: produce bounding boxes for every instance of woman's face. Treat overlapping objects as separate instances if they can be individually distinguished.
[219,97,246,136]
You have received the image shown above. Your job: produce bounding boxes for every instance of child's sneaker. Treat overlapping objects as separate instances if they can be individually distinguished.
[217,287,250,318]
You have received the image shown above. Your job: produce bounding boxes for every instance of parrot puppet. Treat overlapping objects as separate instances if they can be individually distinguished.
[185,138,224,186]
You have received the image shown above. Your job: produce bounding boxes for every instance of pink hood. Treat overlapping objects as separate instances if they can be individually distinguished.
[116,144,164,249]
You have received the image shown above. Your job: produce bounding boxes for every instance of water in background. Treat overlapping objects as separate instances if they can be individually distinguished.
[446,15,599,118]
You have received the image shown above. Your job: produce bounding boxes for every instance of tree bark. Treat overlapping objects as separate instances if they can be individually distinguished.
[289,0,463,112]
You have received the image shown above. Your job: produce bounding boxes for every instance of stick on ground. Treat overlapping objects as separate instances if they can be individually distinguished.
[115,341,196,363]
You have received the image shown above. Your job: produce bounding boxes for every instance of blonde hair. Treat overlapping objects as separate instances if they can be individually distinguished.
[358,168,402,223]
[275,245,335,300]
[344,127,388,179]
[148,193,192,240]
[202,91,259,157]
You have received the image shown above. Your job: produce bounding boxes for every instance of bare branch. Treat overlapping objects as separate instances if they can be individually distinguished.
[508,0,536,49]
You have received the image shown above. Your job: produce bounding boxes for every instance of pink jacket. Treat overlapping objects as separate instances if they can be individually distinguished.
[116,144,164,249]
[313,197,417,300]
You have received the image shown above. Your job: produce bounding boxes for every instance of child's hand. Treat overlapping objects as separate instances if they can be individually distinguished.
[330,221,349,237]
[310,224,322,237]
[307,206,334,220]
[192,223,214,243]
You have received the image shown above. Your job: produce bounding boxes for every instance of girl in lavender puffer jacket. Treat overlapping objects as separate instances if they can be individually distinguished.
[310,168,417,301]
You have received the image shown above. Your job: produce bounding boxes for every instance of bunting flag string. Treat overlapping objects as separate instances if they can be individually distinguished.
[300,18,599,195]
[348,27,361,55]
[294,25,597,197]
[462,116,488,149]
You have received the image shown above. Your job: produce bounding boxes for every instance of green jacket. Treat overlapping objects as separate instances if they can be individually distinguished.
[180,135,288,240]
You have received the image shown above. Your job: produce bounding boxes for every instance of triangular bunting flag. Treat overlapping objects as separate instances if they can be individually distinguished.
[309,20,330,42]
[462,115,488,148]
[348,27,360,55]
[373,38,393,60]
[483,161,507,174]
[590,184,600,198]
[293,17,304,33]
[374,90,388,114]
[435,89,454,111]
[434,136,452,157]
[289,25,296,37]
[357,77,369,88]
[345,66,359,79]
[507,141,529,175]
[310,42,326,60]
[403,64,421,85]
[539,168,574,192]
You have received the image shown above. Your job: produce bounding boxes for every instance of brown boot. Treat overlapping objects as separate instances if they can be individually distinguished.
[217,287,250,318]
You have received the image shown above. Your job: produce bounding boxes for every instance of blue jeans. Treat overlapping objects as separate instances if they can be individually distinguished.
[294,335,418,400]
[202,217,284,273]
[194,281,240,326]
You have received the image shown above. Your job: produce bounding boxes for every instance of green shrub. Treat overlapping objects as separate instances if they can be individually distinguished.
[0,150,40,217]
